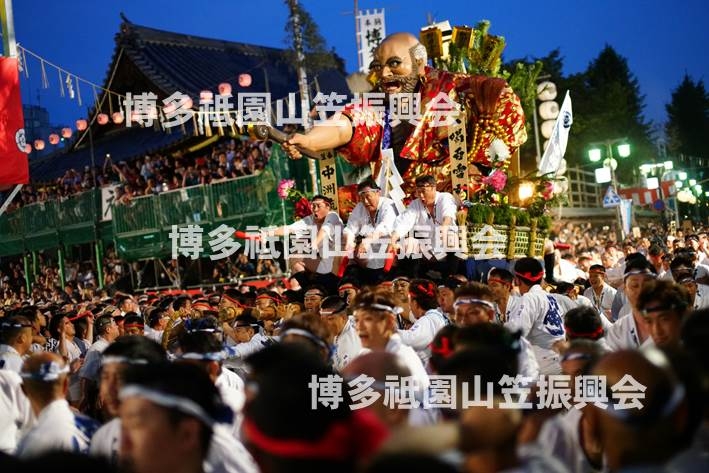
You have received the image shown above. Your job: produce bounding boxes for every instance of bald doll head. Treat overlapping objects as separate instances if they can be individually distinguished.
[370,32,427,95]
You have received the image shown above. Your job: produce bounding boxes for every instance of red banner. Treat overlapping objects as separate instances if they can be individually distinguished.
[0,57,29,185]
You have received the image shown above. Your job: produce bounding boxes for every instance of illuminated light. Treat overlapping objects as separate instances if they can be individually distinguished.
[588,148,602,162]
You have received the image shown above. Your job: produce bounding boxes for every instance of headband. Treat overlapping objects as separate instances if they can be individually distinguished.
[222,293,246,307]
[119,384,220,427]
[242,409,387,460]
[453,298,496,311]
[256,294,282,304]
[487,277,512,287]
[564,325,605,340]
[560,352,593,363]
[623,269,656,280]
[20,361,69,382]
[514,270,544,282]
[429,336,454,358]
[338,283,358,291]
[101,356,149,366]
[588,268,606,274]
[279,328,329,351]
[192,302,214,312]
[0,320,32,330]
[178,351,227,362]
[410,282,436,298]
[124,322,145,329]
[357,303,401,315]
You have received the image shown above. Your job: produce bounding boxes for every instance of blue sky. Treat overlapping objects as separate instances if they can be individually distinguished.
[11,0,709,134]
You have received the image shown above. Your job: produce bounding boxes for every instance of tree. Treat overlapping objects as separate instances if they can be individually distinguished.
[562,45,655,183]
[283,0,344,74]
[665,74,709,159]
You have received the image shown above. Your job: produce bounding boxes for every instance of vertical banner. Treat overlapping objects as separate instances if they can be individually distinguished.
[620,198,633,237]
[319,151,339,212]
[0,57,29,185]
[538,91,573,176]
[101,184,119,221]
[448,112,468,201]
[357,9,386,73]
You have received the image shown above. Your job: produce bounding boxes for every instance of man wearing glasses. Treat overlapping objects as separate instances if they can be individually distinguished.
[388,175,460,278]
[342,178,397,285]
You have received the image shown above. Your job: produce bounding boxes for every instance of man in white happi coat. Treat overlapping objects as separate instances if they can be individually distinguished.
[342,177,398,285]
[16,353,98,458]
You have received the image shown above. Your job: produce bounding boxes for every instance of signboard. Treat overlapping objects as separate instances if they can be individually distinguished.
[602,186,621,208]
[357,9,386,73]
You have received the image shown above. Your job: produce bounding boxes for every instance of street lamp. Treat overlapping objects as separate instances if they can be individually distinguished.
[588,138,631,240]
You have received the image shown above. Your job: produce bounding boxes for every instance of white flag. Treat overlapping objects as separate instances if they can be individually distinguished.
[538,91,573,175]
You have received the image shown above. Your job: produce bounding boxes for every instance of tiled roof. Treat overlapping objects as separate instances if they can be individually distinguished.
[32,17,349,180]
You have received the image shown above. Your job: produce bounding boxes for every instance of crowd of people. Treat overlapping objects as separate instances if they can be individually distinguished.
[7,137,272,211]
[1,189,708,472]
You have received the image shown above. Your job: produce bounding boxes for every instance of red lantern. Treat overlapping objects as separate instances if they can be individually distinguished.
[163,102,176,115]
[200,90,213,102]
[48,133,60,145]
[24,144,32,153]
[34,139,45,151]
[238,73,252,87]
[218,82,232,95]
[61,127,73,139]
[76,119,88,131]
[97,113,109,125]
[112,112,125,124]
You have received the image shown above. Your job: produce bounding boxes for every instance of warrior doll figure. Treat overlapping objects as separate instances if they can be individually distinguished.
[282,32,527,196]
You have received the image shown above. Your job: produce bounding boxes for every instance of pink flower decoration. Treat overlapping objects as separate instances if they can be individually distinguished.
[542,181,554,200]
[482,170,507,193]
[277,179,295,200]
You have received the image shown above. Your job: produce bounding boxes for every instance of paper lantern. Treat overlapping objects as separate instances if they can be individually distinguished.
[218,82,232,95]
[536,81,557,101]
[163,102,177,115]
[34,139,45,151]
[61,128,73,139]
[48,133,60,145]
[538,101,560,121]
[112,112,125,124]
[24,144,32,153]
[200,90,213,102]
[76,119,88,131]
[97,113,109,125]
[238,73,252,87]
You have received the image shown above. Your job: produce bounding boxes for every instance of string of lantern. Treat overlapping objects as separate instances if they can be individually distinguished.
[18,43,321,154]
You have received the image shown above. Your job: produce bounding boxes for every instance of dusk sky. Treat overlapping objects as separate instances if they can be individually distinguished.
[11,0,709,139]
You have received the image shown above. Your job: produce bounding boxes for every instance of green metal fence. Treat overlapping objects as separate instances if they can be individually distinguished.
[0,145,303,259]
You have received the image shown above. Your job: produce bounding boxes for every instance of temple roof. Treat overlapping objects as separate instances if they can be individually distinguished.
[30,16,348,180]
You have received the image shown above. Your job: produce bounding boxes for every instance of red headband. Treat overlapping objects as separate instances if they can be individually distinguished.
[430,336,454,358]
[564,325,604,340]
[515,270,544,282]
[124,322,145,329]
[411,282,436,298]
[192,302,213,312]
[487,277,512,287]
[256,294,281,304]
[222,293,245,307]
[243,409,388,460]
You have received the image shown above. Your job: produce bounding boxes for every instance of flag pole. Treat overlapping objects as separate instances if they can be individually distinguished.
[1,0,18,58]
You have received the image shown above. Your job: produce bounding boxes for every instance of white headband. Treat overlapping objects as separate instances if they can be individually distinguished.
[20,361,70,382]
[453,298,496,311]
[101,356,149,366]
[119,384,215,427]
[178,351,227,362]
